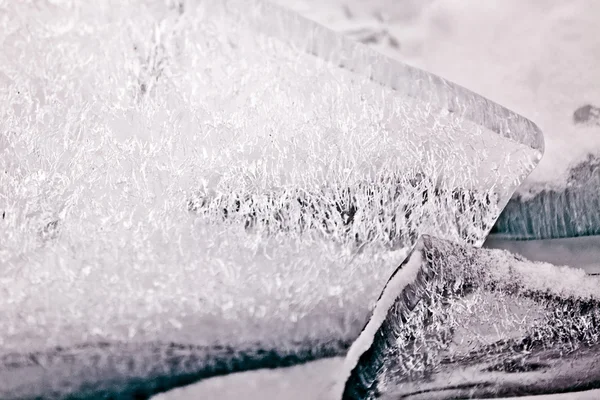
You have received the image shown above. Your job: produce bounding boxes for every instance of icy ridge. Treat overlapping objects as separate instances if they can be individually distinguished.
[0,0,544,398]
[231,0,545,154]
[341,236,600,399]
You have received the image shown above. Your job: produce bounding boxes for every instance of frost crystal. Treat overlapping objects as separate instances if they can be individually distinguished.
[341,236,600,400]
[0,0,542,398]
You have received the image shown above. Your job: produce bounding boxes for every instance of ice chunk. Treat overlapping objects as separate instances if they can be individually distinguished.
[492,153,600,239]
[182,0,544,248]
[276,0,600,242]
[573,104,600,127]
[340,235,600,399]
[0,0,542,398]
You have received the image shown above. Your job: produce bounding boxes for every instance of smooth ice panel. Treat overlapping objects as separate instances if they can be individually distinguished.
[1,0,542,398]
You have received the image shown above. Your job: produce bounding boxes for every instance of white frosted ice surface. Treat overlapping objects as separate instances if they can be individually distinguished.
[0,0,543,398]
[0,0,539,345]
[275,0,600,241]
[154,1,600,398]
[276,0,600,194]
[156,239,600,400]
[342,236,600,399]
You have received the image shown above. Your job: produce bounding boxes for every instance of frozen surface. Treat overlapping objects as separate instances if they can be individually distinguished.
[276,0,600,193]
[155,356,600,400]
[275,0,600,240]
[342,236,600,399]
[0,0,542,398]
[153,1,600,397]
[157,238,600,400]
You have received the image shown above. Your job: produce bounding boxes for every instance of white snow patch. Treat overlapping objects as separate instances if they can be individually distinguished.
[153,357,342,400]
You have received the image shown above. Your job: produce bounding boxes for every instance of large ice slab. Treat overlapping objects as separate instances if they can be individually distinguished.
[183,0,544,247]
[340,236,600,399]
[276,0,600,241]
[1,0,542,398]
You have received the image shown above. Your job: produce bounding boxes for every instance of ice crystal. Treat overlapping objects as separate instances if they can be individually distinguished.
[0,1,542,398]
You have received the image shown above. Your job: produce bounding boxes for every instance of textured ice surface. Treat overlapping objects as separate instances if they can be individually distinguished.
[157,237,600,400]
[1,0,542,398]
[485,236,600,275]
[492,154,600,239]
[155,357,600,400]
[341,236,600,399]
[276,0,600,241]
[277,0,600,192]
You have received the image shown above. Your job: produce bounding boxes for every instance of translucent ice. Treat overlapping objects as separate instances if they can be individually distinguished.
[341,236,600,399]
[0,0,542,398]
[485,235,600,275]
[493,153,600,239]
